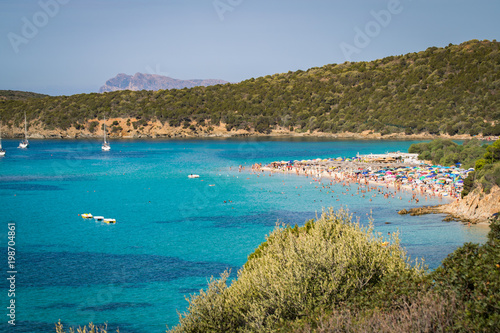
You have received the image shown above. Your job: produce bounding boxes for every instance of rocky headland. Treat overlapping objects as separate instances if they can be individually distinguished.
[399,185,500,224]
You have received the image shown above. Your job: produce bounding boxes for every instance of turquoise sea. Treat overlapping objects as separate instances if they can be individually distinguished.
[0,138,488,333]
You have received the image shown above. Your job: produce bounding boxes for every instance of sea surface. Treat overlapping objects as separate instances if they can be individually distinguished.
[0,138,488,333]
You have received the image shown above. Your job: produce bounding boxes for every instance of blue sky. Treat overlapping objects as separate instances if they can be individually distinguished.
[1,0,499,96]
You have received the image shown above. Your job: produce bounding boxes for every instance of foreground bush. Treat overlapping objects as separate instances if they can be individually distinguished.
[169,208,425,333]
[55,321,118,333]
[290,216,500,333]
[56,209,500,332]
[291,291,460,333]
[430,217,500,332]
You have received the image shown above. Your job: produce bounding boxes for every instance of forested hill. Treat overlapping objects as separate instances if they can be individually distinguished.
[1,39,499,137]
[0,90,49,101]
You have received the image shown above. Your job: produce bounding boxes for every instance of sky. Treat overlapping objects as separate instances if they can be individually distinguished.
[0,0,499,96]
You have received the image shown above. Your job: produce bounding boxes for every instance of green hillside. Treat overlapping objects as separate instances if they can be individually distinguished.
[0,90,49,101]
[1,39,499,135]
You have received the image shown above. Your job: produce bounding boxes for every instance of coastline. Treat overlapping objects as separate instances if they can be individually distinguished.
[2,118,498,141]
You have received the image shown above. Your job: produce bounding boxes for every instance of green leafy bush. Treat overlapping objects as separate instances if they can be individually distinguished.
[463,139,500,194]
[169,209,424,333]
[88,121,99,133]
[431,217,500,332]
[408,138,487,168]
[55,320,119,333]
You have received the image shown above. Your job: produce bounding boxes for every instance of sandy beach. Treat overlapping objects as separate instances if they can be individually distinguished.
[250,158,470,206]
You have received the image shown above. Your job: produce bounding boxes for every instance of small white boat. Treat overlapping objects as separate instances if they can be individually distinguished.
[18,112,29,149]
[103,218,116,224]
[102,116,110,151]
[81,213,93,219]
[188,174,200,178]
[18,140,29,149]
[93,216,104,221]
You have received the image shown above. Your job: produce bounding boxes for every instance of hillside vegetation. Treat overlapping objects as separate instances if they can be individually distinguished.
[1,39,499,136]
[0,90,49,101]
[408,138,488,168]
[461,139,500,197]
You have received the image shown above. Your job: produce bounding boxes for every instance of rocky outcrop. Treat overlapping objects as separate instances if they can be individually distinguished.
[440,185,500,223]
[399,186,500,224]
[98,73,229,93]
[398,205,446,216]
[2,120,489,140]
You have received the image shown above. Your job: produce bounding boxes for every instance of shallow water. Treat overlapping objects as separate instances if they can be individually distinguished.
[0,138,487,333]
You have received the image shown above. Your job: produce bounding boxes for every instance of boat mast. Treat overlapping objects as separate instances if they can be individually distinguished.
[24,112,27,140]
[103,116,107,143]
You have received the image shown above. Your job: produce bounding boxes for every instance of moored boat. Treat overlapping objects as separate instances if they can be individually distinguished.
[81,213,93,219]
[102,116,110,151]
[18,112,29,149]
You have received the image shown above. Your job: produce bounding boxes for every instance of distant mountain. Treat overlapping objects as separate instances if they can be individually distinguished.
[0,90,49,101]
[98,73,229,93]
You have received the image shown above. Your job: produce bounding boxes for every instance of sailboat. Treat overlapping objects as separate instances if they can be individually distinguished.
[0,119,5,157]
[101,116,110,151]
[18,112,29,149]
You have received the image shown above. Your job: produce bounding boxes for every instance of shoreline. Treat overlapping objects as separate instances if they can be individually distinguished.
[258,163,461,200]
[1,119,498,141]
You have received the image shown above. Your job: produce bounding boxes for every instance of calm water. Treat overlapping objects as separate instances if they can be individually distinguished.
[0,138,488,333]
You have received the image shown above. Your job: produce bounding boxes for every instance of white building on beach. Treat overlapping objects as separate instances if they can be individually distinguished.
[356,151,421,164]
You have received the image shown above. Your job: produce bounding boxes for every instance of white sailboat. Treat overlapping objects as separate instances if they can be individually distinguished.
[18,112,29,149]
[101,116,110,151]
[0,118,5,157]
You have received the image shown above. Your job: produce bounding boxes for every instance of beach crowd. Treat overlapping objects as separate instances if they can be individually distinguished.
[251,156,472,201]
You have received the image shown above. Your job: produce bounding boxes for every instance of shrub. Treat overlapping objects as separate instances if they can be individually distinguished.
[431,217,500,332]
[476,158,488,171]
[461,171,475,198]
[290,291,461,333]
[55,320,119,333]
[169,208,424,333]
[111,126,122,133]
[88,121,99,133]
